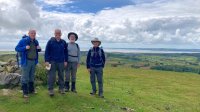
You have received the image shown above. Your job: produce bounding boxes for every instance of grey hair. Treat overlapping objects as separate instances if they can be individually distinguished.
[54,29,61,33]
[28,29,36,33]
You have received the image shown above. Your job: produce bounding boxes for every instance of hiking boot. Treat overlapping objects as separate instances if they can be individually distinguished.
[71,82,76,92]
[28,82,35,94]
[65,89,69,92]
[90,91,96,95]
[29,89,38,94]
[71,90,77,93]
[65,81,70,91]
[23,94,29,98]
[22,83,28,96]
[59,89,65,94]
[33,91,38,94]
[49,90,54,97]
[98,93,104,98]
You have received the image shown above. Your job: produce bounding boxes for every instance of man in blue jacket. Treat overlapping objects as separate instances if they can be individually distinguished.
[15,29,41,98]
[86,38,106,98]
[45,29,68,96]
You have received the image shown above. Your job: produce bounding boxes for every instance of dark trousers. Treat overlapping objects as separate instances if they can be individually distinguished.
[65,62,78,82]
[65,62,78,90]
[48,62,64,90]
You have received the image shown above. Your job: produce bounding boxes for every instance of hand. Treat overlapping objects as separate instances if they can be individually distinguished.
[37,46,41,49]
[45,62,50,67]
[26,45,30,50]
[87,69,91,73]
[64,62,68,67]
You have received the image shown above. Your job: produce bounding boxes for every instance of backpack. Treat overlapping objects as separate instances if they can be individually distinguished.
[90,47,102,57]
[90,47,104,65]
[16,35,29,68]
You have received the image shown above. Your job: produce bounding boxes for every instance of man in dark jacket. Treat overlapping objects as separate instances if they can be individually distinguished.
[86,38,106,98]
[15,29,41,98]
[45,29,68,96]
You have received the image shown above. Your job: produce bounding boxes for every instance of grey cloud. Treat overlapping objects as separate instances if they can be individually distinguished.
[0,0,200,49]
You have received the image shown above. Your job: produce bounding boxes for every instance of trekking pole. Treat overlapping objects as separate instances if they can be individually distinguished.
[16,53,20,68]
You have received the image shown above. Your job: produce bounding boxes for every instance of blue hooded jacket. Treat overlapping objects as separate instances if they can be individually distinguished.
[15,37,41,67]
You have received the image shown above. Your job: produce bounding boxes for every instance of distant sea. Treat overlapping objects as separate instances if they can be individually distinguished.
[103,48,200,53]
[1,47,200,54]
[1,41,200,53]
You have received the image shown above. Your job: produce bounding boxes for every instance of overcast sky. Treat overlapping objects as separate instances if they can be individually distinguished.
[0,0,200,50]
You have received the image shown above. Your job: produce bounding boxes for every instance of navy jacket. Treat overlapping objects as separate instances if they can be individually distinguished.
[15,37,41,66]
[45,38,68,63]
[86,47,106,69]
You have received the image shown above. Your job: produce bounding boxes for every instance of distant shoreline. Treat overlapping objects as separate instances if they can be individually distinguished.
[1,48,200,54]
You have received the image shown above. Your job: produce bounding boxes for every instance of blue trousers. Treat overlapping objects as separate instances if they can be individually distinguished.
[90,67,103,94]
[21,60,36,95]
[21,60,36,84]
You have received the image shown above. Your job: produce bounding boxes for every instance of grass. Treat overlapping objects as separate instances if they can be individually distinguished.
[0,65,200,112]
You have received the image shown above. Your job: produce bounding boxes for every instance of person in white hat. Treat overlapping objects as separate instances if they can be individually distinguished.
[86,38,106,98]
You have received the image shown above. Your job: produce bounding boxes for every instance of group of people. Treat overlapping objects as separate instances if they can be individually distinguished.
[15,29,106,99]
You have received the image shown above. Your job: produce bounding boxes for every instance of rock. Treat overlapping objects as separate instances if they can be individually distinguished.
[2,89,10,96]
[0,58,21,86]
[8,58,16,64]
[5,64,19,73]
[10,61,17,67]
[0,61,7,66]
[0,66,4,72]
[5,66,18,73]
[1,89,16,96]
[0,59,19,73]
[0,73,21,85]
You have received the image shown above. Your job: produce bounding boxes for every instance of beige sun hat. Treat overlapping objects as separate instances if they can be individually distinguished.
[91,38,101,46]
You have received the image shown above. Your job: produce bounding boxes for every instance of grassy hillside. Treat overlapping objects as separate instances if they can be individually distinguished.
[0,52,200,112]
[0,65,200,112]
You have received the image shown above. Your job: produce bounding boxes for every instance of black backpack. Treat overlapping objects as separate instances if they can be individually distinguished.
[16,35,29,68]
[89,47,104,65]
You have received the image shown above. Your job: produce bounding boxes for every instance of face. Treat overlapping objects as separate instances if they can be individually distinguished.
[54,30,62,39]
[92,41,100,47]
[28,30,36,40]
[69,34,76,43]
